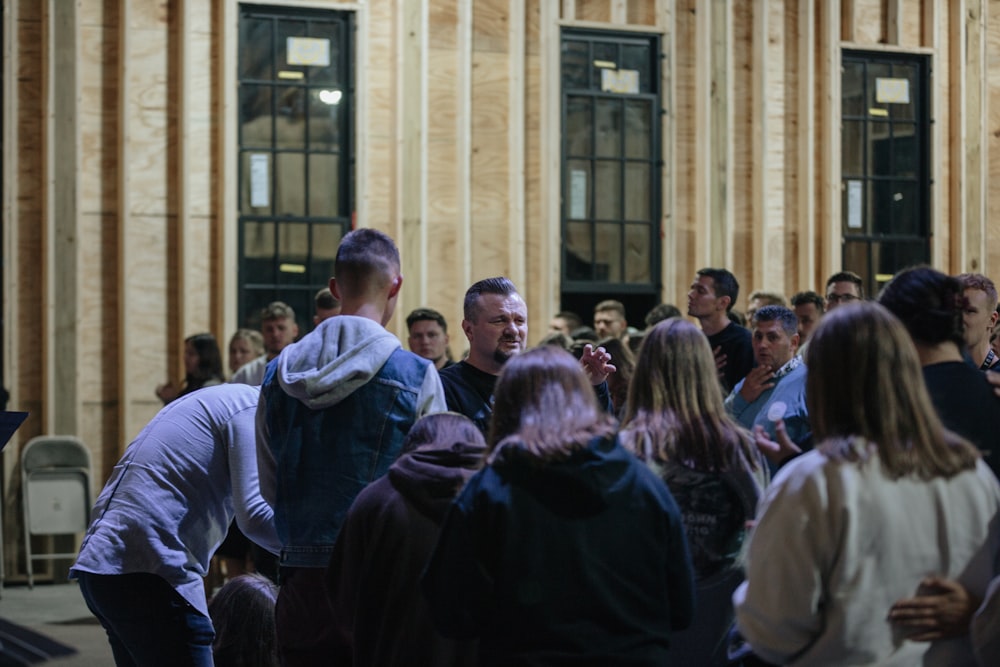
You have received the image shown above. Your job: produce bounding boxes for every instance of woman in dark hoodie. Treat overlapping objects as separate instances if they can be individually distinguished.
[422,345,695,666]
[325,411,485,666]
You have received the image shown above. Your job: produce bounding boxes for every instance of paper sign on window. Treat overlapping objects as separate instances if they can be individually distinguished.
[875,78,909,104]
[601,69,639,94]
[287,37,331,67]
[570,170,587,220]
[847,180,862,229]
[250,154,269,208]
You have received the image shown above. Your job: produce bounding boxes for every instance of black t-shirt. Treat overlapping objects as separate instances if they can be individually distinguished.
[439,360,615,437]
[707,323,754,393]
[923,361,1000,478]
[439,361,498,436]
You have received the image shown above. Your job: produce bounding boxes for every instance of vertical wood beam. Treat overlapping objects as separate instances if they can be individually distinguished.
[820,0,842,280]
[397,0,427,313]
[711,0,733,269]
[44,0,80,435]
[885,0,901,45]
[659,0,676,300]
[562,0,577,21]
[841,0,854,42]
[962,0,986,271]
[611,0,627,24]
[116,0,132,451]
[948,0,967,269]
[751,1,768,290]
[540,0,560,316]
[2,0,20,499]
[693,0,712,267]
[508,0,526,289]
[176,0,192,368]
[927,0,945,267]
[798,0,816,288]
[216,0,238,340]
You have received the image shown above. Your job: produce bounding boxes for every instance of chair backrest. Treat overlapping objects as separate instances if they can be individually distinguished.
[22,436,91,475]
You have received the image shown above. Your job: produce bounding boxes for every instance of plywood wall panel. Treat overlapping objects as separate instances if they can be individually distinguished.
[474,0,509,52]
[187,31,214,217]
[469,51,511,278]
[852,0,883,44]
[429,0,459,49]
[80,25,118,215]
[901,0,923,46]
[627,0,658,25]
[577,0,612,23]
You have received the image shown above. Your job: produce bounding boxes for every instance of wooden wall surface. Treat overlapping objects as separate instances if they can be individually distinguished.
[4,0,1000,578]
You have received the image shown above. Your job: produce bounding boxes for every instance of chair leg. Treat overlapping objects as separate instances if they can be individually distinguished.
[23,500,33,589]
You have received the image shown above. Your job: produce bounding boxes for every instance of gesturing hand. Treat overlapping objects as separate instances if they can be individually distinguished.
[579,344,617,386]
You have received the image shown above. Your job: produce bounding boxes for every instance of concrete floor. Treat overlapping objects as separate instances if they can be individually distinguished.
[0,580,114,666]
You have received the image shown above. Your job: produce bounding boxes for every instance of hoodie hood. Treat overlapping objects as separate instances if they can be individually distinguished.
[492,435,632,517]
[388,440,486,524]
[276,315,401,409]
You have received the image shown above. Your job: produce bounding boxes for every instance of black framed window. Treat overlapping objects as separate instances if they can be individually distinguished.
[560,30,661,320]
[841,52,930,297]
[237,5,354,333]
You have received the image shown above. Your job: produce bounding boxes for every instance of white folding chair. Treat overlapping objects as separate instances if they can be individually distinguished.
[20,436,92,588]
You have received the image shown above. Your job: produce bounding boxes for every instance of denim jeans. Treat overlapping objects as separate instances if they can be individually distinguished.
[77,571,214,667]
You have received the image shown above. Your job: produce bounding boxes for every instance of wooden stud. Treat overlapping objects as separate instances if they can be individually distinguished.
[821,0,842,281]
[539,0,561,321]
[659,0,676,301]
[216,0,239,355]
[711,0,733,269]
[927,0,945,268]
[177,0,191,373]
[841,0,854,42]
[885,0,901,46]
[611,0,627,24]
[798,0,816,289]
[964,0,986,270]
[948,0,965,269]
[45,0,80,435]
[694,0,711,268]
[117,0,131,452]
[562,0,577,21]
[751,1,768,291]
[1,0,20,509]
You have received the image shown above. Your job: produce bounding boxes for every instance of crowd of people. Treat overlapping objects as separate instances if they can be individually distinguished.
[71,229,1000,666]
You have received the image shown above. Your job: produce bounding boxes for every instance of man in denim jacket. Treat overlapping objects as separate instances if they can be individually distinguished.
[256,228,446,665]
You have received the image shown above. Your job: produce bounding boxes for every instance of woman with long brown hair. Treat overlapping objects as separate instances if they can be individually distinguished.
[619,317,767,665]
[734,301,1000,665]
[422,345,695,666]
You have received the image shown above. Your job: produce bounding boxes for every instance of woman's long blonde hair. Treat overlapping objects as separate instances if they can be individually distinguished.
[620,318,757,472]
[488,346,616,465]
[806,302,978,479]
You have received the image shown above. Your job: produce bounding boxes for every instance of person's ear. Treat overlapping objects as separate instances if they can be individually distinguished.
[329,277,341,300]
[388,274,403,298]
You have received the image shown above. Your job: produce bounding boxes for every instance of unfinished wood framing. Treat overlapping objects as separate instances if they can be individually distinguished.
[6,0,1000,580]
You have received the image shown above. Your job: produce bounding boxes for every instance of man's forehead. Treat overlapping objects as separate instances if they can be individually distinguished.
[753,320,788,335]
[478,293,526,313]
[595,310,622,320]
[827,281,859,295]
[410,319,443,332]
[964,287,995,307]
[693,276,716,291]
